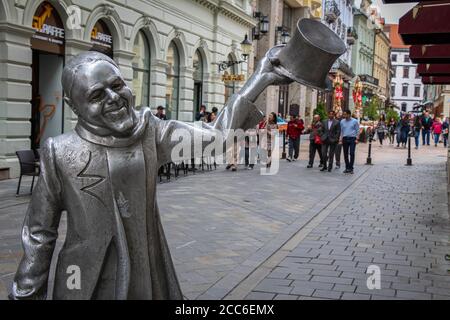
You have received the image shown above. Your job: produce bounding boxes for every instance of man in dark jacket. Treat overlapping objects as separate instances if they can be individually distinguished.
[320,110,341,172]
[286,114,304,161]
[421,111,432,146]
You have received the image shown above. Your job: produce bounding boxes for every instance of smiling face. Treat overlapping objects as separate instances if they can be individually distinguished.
[69,60,135,136]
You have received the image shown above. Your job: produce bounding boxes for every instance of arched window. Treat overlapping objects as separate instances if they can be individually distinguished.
[166,41,180,120]
[193,49,204,115]
[224,54,237,103]
[132,30,150,109]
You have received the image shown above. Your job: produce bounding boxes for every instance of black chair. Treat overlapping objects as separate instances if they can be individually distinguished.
[16,150,40,196]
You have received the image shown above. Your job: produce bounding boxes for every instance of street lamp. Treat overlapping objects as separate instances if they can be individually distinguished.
[276,26,290,45]
[218,34,253,72]
[252,12,269,40]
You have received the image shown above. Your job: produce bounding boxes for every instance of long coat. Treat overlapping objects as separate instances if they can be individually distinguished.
[11,94,263,300]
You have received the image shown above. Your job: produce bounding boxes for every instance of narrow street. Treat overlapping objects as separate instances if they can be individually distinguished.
[1,139,449,300]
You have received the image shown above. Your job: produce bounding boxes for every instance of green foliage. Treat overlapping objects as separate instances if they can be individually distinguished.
[363,96,380,120]
[313,102,327,121]
[385,108,400,122]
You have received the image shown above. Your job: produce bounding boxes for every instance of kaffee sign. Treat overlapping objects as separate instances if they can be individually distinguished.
[31,2,65,54]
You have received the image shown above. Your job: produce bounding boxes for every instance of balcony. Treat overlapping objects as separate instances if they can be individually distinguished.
[325,0,341,24]
[347,27,358,45]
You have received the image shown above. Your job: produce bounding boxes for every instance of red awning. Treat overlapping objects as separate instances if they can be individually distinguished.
[417,64,450,75]
[422,76,450,84]
[410,44,450,63]
[382,0,438,3]
[399,1,450,44]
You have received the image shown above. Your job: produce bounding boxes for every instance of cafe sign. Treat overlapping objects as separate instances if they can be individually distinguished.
[31,2,65,54]
[90,20,113,57]
[221,71,245,83]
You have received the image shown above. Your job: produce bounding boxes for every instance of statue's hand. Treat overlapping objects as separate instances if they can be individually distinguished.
[255,46,293,86]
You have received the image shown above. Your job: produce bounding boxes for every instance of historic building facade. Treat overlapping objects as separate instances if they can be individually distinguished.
[373,22,390,106]
[0,0,257,177]
[385,24,423,113]
[322,0,355,112]
[252,0,321,124]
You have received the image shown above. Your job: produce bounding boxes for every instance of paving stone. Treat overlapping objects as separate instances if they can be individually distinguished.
[312,290,342,300]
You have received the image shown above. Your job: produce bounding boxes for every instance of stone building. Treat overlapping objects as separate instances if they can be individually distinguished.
[372,20,390,108]
[385,24,423,113]
[252,0,321,123]
[0,0,257,177]
[322,0,355,112]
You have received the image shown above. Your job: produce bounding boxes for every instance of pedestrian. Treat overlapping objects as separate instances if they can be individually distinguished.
[340,109,359,174]
[421,111,432,146]
[432,117,443,147]
[265,112,278,168]
[320,110,341,172]
[397,114,410,148]
[443,117,449,147]
[196,104,209,121]
[412,115,421,149]
[304,114,324,169]
[375,115,387,146]
[155,105,167,120]
[286,114,304,162]
[334,111,343,169]
[388,117,397,145]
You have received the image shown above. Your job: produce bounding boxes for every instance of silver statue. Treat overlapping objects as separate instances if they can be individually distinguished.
[10,18,345,299]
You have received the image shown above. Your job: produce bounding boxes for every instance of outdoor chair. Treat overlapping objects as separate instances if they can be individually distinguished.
[16,150,40,196]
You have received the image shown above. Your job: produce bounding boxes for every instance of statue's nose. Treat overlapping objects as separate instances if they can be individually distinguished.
[105,88,120,102]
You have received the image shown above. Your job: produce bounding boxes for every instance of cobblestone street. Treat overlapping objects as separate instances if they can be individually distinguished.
[1,140,449,300]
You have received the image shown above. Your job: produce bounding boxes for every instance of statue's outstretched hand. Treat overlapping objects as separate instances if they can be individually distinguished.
[254,45,293,86]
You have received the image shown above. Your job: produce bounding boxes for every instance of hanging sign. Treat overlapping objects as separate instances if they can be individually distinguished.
[31,2,65,54]
[221,71,245,83]
[90,20,113,57]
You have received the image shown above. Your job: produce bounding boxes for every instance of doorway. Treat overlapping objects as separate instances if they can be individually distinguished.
[31,50,64,150]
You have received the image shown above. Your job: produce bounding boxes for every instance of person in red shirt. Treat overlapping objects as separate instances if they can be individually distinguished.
[432,117,443,147]
[286,114,304,161]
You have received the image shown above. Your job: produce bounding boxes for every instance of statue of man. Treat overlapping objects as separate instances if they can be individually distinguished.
[10,48,292,300]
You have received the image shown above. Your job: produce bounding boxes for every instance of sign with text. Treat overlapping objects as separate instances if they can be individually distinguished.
[31,2,65,54]
[221,72,245,83]
[90,20,113,57]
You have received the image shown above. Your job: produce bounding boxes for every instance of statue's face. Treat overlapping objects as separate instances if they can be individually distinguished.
[70,61,135,135]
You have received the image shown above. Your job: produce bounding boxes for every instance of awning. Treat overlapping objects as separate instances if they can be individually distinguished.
[422,76,450,84]
[399,2,450,45]
[382,1,435,3]
[410,44,450,63]
[417,64,450,76]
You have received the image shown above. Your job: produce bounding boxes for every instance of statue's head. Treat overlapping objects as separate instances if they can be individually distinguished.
[62,51,136,136]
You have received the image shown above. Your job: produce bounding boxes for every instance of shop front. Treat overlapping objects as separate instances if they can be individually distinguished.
[30,1,65,150]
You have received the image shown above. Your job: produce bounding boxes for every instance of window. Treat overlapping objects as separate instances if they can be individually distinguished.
[415,69,420,79]
[404,55,410,63]
[392,54,397,62]
[414,85,421,97]
[401,103,407,112]
[193,49,204,115]
[402,83,408,96]
[132,30,150,109]
[392,66,397,77]
[391,84,395,97]
[403,66,409,78]
[166,41,180,120]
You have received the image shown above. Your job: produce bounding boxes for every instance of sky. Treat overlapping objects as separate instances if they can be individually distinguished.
[354,0,418,24]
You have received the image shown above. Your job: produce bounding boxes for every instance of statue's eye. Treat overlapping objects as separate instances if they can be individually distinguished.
[111,81,123,91]
[90,90,104,102]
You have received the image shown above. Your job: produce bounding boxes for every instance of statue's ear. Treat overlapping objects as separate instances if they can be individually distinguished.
[64,96,79,115]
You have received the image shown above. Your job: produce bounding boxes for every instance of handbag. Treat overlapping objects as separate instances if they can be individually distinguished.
[314,134,322,145]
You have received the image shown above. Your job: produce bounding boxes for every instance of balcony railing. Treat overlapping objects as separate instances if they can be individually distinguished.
[325,0,341,24]
[347,27,358,45]
[359,74,379,86]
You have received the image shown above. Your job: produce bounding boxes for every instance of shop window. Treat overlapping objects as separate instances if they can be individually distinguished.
[193,49,204,116]
[166,41,180,120]
[132,30,150,109]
